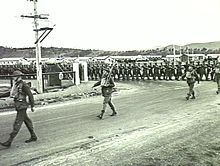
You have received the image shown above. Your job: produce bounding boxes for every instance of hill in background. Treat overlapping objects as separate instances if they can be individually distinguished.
[164,41,220,50]
[0,41,220,59]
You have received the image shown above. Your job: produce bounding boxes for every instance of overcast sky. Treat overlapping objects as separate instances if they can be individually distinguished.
[0,0,220,51]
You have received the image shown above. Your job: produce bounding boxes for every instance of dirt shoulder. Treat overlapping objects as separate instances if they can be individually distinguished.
[0,81,139,111]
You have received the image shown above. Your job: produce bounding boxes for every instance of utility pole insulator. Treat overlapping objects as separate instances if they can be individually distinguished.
[21,15,48,19]
[33,27,53,31]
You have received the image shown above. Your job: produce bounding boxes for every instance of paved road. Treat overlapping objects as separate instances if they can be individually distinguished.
[0,81,219,166]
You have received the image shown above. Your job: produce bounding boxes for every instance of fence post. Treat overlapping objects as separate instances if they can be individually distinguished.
[73,62,80,85]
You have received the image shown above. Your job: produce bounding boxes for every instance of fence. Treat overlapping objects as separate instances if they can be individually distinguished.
[0,71,76,92]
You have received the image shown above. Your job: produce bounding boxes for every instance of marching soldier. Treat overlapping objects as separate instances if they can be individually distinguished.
[115,64,120,80]
[148,62,153,79]
[0,70,37,148]
[204,61,211,81]
[135,63,142,80]
[131,63,136,80]
[210,61,215,81]
[143,63,150,80]
[153,63,160,80]
[118,63,123,80]
[214,63,220,94]
[165,63,172,80]
[160,62,166,80]
[127,63,133,80]
[183,66,200,100]
[92,67,117,119]
[175,63,183,81]
[196,62,205,81]
[123,63,129,80]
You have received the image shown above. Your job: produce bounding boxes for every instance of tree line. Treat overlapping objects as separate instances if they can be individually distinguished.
[0,46,220,59]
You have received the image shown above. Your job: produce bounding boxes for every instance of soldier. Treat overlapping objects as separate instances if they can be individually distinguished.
[114,64,120,80]
[92,68,117,119]
[210,61,215,81]
[131,63,136,80]
[148,62,153,79]
[142,63,150,80]
[175,63,183,81]
[195,62,204,81]
[204,61,211,81]
[135,63,142,80]
[183,66,200,100]
[0,70,37,148]
[153,63,160,80]
[160,62,166,80]
[127,63,133,80]
[123,63,129,80]
[165,62,172,80]
[118,63,123,80]
[214,63,220,94]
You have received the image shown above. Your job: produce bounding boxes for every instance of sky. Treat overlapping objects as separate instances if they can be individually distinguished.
[0,0,220,51]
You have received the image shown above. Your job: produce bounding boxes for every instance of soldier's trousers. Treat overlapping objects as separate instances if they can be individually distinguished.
[216,75,220,92]
[187,82,195,96]
[10,108,36,139]
[102,96,116,113]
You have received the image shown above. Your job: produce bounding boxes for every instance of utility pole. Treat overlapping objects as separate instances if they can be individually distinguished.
[21,0,54,93]
[33,0,43,93]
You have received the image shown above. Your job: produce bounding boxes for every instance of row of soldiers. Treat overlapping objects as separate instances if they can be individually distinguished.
[0,63,73,80]
[88,61,219,81]
[0,60,218,82]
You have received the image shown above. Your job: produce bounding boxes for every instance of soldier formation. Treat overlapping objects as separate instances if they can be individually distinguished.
[88,59,220,100]
[87,60,218,82]
[1,58,220,148]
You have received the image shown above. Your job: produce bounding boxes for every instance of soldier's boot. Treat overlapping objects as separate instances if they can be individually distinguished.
[190,92,195,99]
[97,110,104,119]
[0,136,13,148]
[186,93,190,100]
[110,110,117,116]
[25,131,37,143]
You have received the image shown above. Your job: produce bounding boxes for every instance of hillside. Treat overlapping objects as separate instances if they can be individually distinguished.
[185,41,220,49]
[164,41,220,50]
[0,41,220,59]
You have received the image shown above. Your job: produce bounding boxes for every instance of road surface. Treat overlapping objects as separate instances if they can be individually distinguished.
[0,80,219,166]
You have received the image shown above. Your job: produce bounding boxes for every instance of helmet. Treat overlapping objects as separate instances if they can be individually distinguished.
[12,70,23,76]
[188,66,193,71]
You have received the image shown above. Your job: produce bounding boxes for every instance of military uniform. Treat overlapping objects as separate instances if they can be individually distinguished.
[1,70,37,148]
[184,67,199,100]
[214,63,220,94]
[93,68,117,119]
[210,63,215,81]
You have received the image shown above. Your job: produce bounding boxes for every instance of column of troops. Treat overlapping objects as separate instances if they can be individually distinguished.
[0,63,37,78]
[88,60,218,82]
[0,63,73,80]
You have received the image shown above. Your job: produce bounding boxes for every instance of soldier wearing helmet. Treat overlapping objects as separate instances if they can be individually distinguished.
[214,63,220,94]
[183,66,200,100]
[92,67,117,119]
[0,70,37,148]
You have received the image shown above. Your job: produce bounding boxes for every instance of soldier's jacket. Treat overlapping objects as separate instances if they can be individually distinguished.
[11,80,34,110]
[93,77,115,97]
[184,70,199,84]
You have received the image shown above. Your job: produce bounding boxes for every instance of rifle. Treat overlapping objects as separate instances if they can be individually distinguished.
[101,61,117,87]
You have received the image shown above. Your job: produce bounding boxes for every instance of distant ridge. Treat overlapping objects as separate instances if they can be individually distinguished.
[0,41,220,58]
[184,41,220,49]
[163,41,220,50]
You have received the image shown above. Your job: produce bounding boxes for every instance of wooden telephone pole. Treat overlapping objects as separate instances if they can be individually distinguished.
[21,0,54,93]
